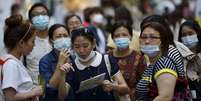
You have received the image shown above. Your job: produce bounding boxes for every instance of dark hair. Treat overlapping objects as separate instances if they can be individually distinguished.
[84,7,103,23]
[48,24,68,40]
[111,21,133,38]
[64,14,82,31]
[71,27,94,45]
[11,3,20,15]
[114,5,133,26]
[28,3,49,20]
[141,15,174,45]
[141,21,173,56]
[83,7,93,22]
[178,19,201,53]
[4,14,35,51]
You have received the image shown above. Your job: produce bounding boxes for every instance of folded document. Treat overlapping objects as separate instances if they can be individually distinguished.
[76,73,106,93]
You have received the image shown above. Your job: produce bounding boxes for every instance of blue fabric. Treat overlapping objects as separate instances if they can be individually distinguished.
[39,50,74,101]
[66,54,119,101]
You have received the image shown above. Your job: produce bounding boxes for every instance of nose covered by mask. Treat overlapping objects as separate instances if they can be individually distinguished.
[181,34,199,48]
[91,14,104,24]
[140,45,160,58]
[32,15,49,31]
[53,37,71,51]
[114,37,130,49]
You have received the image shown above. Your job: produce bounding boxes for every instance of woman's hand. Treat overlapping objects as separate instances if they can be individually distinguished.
[60,63,74,73]
[102,80,115,92]
[58,48,70,65]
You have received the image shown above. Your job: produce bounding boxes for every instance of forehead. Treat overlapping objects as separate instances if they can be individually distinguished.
[141,27,160,36]
[182,25,195,32]
[68,16,80,23]
[73,36,91,44]
[53,27,68,35]
[31,6,47,13]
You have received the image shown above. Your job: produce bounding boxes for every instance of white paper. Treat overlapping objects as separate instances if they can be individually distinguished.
[76,73,106,93]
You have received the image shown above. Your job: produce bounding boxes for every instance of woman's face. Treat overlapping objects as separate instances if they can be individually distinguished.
[22,33,36,55]
[52,27,69,41]
[113,26,131,39]
[73,36,95,59]
[67,16,82,32]
[181,25,197,37]
[140,27,161,46]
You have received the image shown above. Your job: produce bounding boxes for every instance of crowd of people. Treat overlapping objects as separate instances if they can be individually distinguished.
[0,1,201,101]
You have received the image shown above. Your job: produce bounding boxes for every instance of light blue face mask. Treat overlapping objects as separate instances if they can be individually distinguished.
[53,37,71,51]
[140,44,160,58]
[114,37,130,49]
[32,15,49,31]
[181,34,199,48]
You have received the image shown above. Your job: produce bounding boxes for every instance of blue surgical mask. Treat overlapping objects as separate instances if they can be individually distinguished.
[32,15,49,31]
[114,37,130,49]
[53,37,71,51]
[181,34,198,48]
[140,44,160,57]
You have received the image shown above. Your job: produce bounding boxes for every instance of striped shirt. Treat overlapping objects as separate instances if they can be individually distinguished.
[136,45,184,100]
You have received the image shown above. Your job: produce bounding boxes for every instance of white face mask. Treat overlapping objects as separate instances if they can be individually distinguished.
[75,51,96,62]
[140,44,160,58]
[92,14,104,24]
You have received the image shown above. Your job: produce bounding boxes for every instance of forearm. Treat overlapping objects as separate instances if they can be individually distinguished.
[153,95,173,101]
[112,83,130,95]
[58,74,70,101]
[49,63,65,88]
[4,91,35,101]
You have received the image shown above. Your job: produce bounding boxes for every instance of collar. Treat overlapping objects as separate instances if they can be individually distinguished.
[75,51,102,70]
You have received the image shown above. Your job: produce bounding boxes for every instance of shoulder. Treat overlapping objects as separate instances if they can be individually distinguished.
[40,50,55,63]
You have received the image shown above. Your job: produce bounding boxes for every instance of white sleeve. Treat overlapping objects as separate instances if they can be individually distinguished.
[2,60,20,91]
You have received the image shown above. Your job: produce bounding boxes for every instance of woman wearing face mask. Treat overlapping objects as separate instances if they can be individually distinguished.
[178,19,201,101]
[136,16,190,101]
[54,27,130,101]
[110,22,147,101]
[39,24,73,101]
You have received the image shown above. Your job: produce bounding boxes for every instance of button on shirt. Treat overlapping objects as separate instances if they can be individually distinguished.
[26,36,52,84]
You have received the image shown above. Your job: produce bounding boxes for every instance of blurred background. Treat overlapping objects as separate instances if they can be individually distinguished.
[0,0,201,55]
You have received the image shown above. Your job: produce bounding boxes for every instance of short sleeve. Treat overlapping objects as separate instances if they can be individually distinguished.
[39,57,58,92]
[39,58,53,83]
[108,54,119,76]
[153,57,178,79]
[2,60,20,90]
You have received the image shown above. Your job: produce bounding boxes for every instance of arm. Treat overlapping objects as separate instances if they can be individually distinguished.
[153,73,177,101]
[49,49,69,88]
[57,63,73,101]
[112,71,130,95]
[102,71,130,95]
[3,86,42,101]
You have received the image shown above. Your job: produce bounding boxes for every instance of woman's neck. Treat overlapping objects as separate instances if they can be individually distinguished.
[149,53,161,64]
[36,29,48,38]
[113,47,133,57]
[9,49,22,60]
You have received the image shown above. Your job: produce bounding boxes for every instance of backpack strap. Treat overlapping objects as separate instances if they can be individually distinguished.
[0,58,11,84]
[104,54,111,77]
